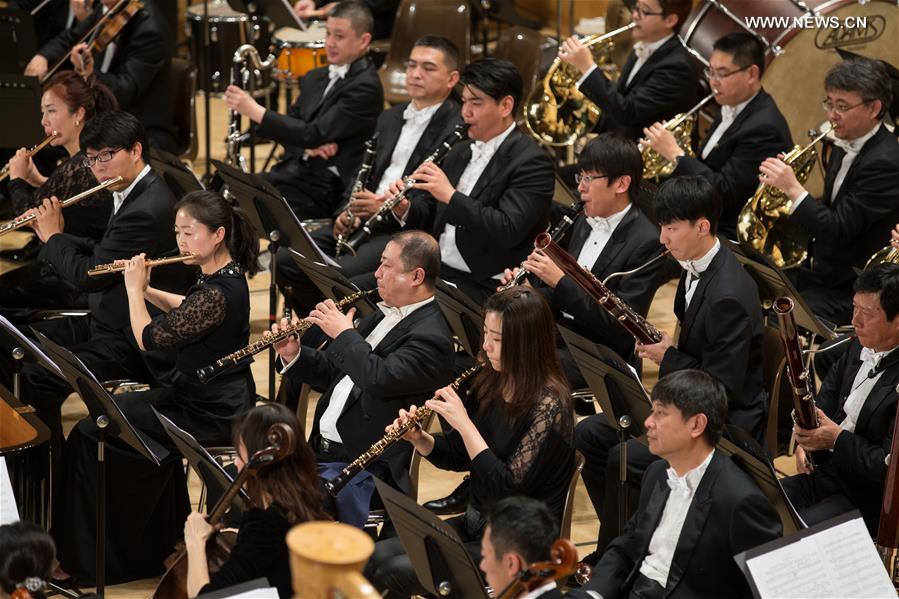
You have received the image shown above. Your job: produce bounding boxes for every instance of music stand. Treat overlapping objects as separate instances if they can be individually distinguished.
[374,479,490,599]
[286,248,378,319]
[34,331,165,597]
[0,74,43,149]
[558,326,652,531]
[435,280,484,359]
[0,9,38,74]
[149,148,204,198]
[0,314,63,398]
[229,0,303,29]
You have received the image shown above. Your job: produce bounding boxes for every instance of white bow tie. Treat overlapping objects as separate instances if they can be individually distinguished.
[833,138,861,156]
[720,105,737,124]
[678,260,703,280]
[666,475,692,498]
[634,42,651,62]
[860,346,884,370]
[403,104,431,125]
[586,216,612,233]
[328,64,349,81]
[378,302,404,320]
[470,141,489,165]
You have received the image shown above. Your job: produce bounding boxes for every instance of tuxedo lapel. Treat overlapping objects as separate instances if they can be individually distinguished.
[836,125,886,203]
[698,113,722,157]
[624,36,678,91]
[677,249,726,343]
[854,353,899,432]
[108,170,158,227]
[823,146,845,204]
[434,142,473,231]
[468,132,519,200]
[704,91,766,159]
[592,208,637,276]
[373,106,405,181]
[567,218,591,258]
[617,52,638,93]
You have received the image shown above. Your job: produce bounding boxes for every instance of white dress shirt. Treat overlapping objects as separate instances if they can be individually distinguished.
[639,449,715,587]
[700,92,758,160]
[576,204,631,270]
[375,102,443,195]
[576,34,674,90]
[677,239,720,310]
[318,296,434,443]
[519,581,557,599]
[440,122,516,273]
[112,164,151,215]
[839,346,897,434]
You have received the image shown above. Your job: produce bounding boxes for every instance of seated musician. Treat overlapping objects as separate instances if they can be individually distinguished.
[24,0,178,153]
[568,370,782,599]
[642,32,792,238]
[225,0,383,220]
[759,57,899,327]
[365,287,576,597]
[393,58,555,304]
[557,0,699,141]
[780,263,899,534]
[271,231,455,525]
[577,176,767,563]
[183,403,330,599]
[53,189,260,584]
[293,0,399,39]
[0,521,55,599]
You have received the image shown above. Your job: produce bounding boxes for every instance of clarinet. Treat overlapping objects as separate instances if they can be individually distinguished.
[335,133,379,257]
[500,201,585,291]
[323,363,482,496]
[335,124,470,257]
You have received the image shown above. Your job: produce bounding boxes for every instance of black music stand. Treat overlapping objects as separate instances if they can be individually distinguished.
[0,9,38,74]
[149,148,204,198]
[286,248,379,319]
[0,314,64,398]
[34,331,165,598]
[435,280,484,359]
[374,479,490,599]
[558,327,652,532]
[0,74,43,149]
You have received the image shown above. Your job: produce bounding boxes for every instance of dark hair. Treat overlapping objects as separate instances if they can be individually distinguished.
[390,230,441,288]
[43,70,118,120]
[413,35,461,71]
[79,110,149,160]
[234,403,330,525]
[474,287,569,419]
[460,58,523,112]
[0,521,55,597]
[825,58,893,119]
[486,497,557,564]
[653,176,722,235]
[329,0,373,37]
[657,0,692,32]
[651,370,727,445]
[713,32,765,76]
[854,263,899,321]
[576,133,643,196]
[174,190,260,274]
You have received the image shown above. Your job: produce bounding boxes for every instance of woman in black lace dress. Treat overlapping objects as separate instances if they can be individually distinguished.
[53,190,261,584]
[366,287,576,597]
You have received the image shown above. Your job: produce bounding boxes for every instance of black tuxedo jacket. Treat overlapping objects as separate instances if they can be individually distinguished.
[38,169,189,335]
[659,245,767,441]
[580,36,701,140]
[404,129,555,284]
[574,452,781,599]
[674,90,793,235]
[789,124,899,285]
[256,55,383,186]
[288,300,455,490]
[39,1,176,152]
[541,206,665,362]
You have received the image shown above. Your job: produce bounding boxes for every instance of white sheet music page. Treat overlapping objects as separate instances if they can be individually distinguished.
[745,517,896,598]
[0,457,20,524]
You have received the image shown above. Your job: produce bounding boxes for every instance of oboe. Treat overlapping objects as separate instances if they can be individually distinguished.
[335,133,379,257]
[323,363,482,496]
[87,253,196,276]
[196,289,374,383]
[0,131,59,182]
[0,176,122,237]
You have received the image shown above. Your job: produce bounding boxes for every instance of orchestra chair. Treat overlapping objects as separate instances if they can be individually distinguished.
[493,26,547,112]
[377,0,472,105]
[761,325,790,459]
[560,450,586,541]
[170,56,199,163]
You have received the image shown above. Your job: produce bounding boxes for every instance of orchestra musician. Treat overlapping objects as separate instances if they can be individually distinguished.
[225,0,383,220]
[184,403,330,599]
[0,521,55,599]
[642,32,793,238]
[292,0,400,40]
[567,370,782,599]
[365,287,575,597]
[780,263,899,534]
[759,57,899,327]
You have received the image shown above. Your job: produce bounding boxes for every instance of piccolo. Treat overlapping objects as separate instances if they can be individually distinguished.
[0,176,122,237]
[87,253,196,276]
[0,131,59,182]
[323,362,482,496]
[196,289,375,383]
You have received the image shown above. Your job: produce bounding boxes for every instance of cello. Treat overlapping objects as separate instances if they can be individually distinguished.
[495,538,580,599]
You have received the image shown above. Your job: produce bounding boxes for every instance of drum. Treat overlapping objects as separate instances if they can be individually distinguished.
[273,25,328,81]
[682,0,899,195]
[186,1,254,94]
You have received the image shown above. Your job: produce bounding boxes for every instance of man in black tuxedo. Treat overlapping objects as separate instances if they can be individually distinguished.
[225,0,383,220]
[568,370,782,599]
[781,263,899,533]
[558,0,699,141]
[272,231,455,525]
[24,0,177,153]
[393,57,555,304]
[643,32,793,238]
[760,57,899,327]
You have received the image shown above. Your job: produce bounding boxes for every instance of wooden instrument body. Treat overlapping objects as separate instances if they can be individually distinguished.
[151,530,237,599]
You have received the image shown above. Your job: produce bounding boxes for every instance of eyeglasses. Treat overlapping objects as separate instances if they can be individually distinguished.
[632,3,665,19]
[821,99,870,116]
[82,148,124,168]
[575,173,609,185]
[703,65,751,80]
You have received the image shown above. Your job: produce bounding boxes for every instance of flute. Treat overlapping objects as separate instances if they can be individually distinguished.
[0,176,121,237]
[0,131,59,182]
[87,253,196,276]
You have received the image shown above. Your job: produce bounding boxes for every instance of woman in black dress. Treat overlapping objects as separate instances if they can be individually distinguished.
[366,287,576,597]
[183,403,330,599]
[53,190,260,584]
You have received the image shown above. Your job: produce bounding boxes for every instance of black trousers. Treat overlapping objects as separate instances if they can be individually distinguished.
[262,159,343,220]
[780,465,866,532]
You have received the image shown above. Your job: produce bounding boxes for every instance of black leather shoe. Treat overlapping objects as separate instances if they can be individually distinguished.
[423,475,470,515]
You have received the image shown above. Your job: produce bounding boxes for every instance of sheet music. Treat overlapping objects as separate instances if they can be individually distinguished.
[0,457,19,524]
[0,314,63,377]
[213,588,279,598]
[745,517,895,598]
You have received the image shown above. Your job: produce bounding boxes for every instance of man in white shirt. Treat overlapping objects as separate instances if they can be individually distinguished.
[781,263,899,533]
[568,370,781,599]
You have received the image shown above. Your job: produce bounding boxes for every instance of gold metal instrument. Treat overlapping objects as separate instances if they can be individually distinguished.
[226,44,277,171]
[523,23,635,147]
[0,131,59,183]
[641,94,715,183]
[87,253,196,276]
[736,123,833,270]
[866,245,899,270]
[0,176,122,237]
[335,133,379,257]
